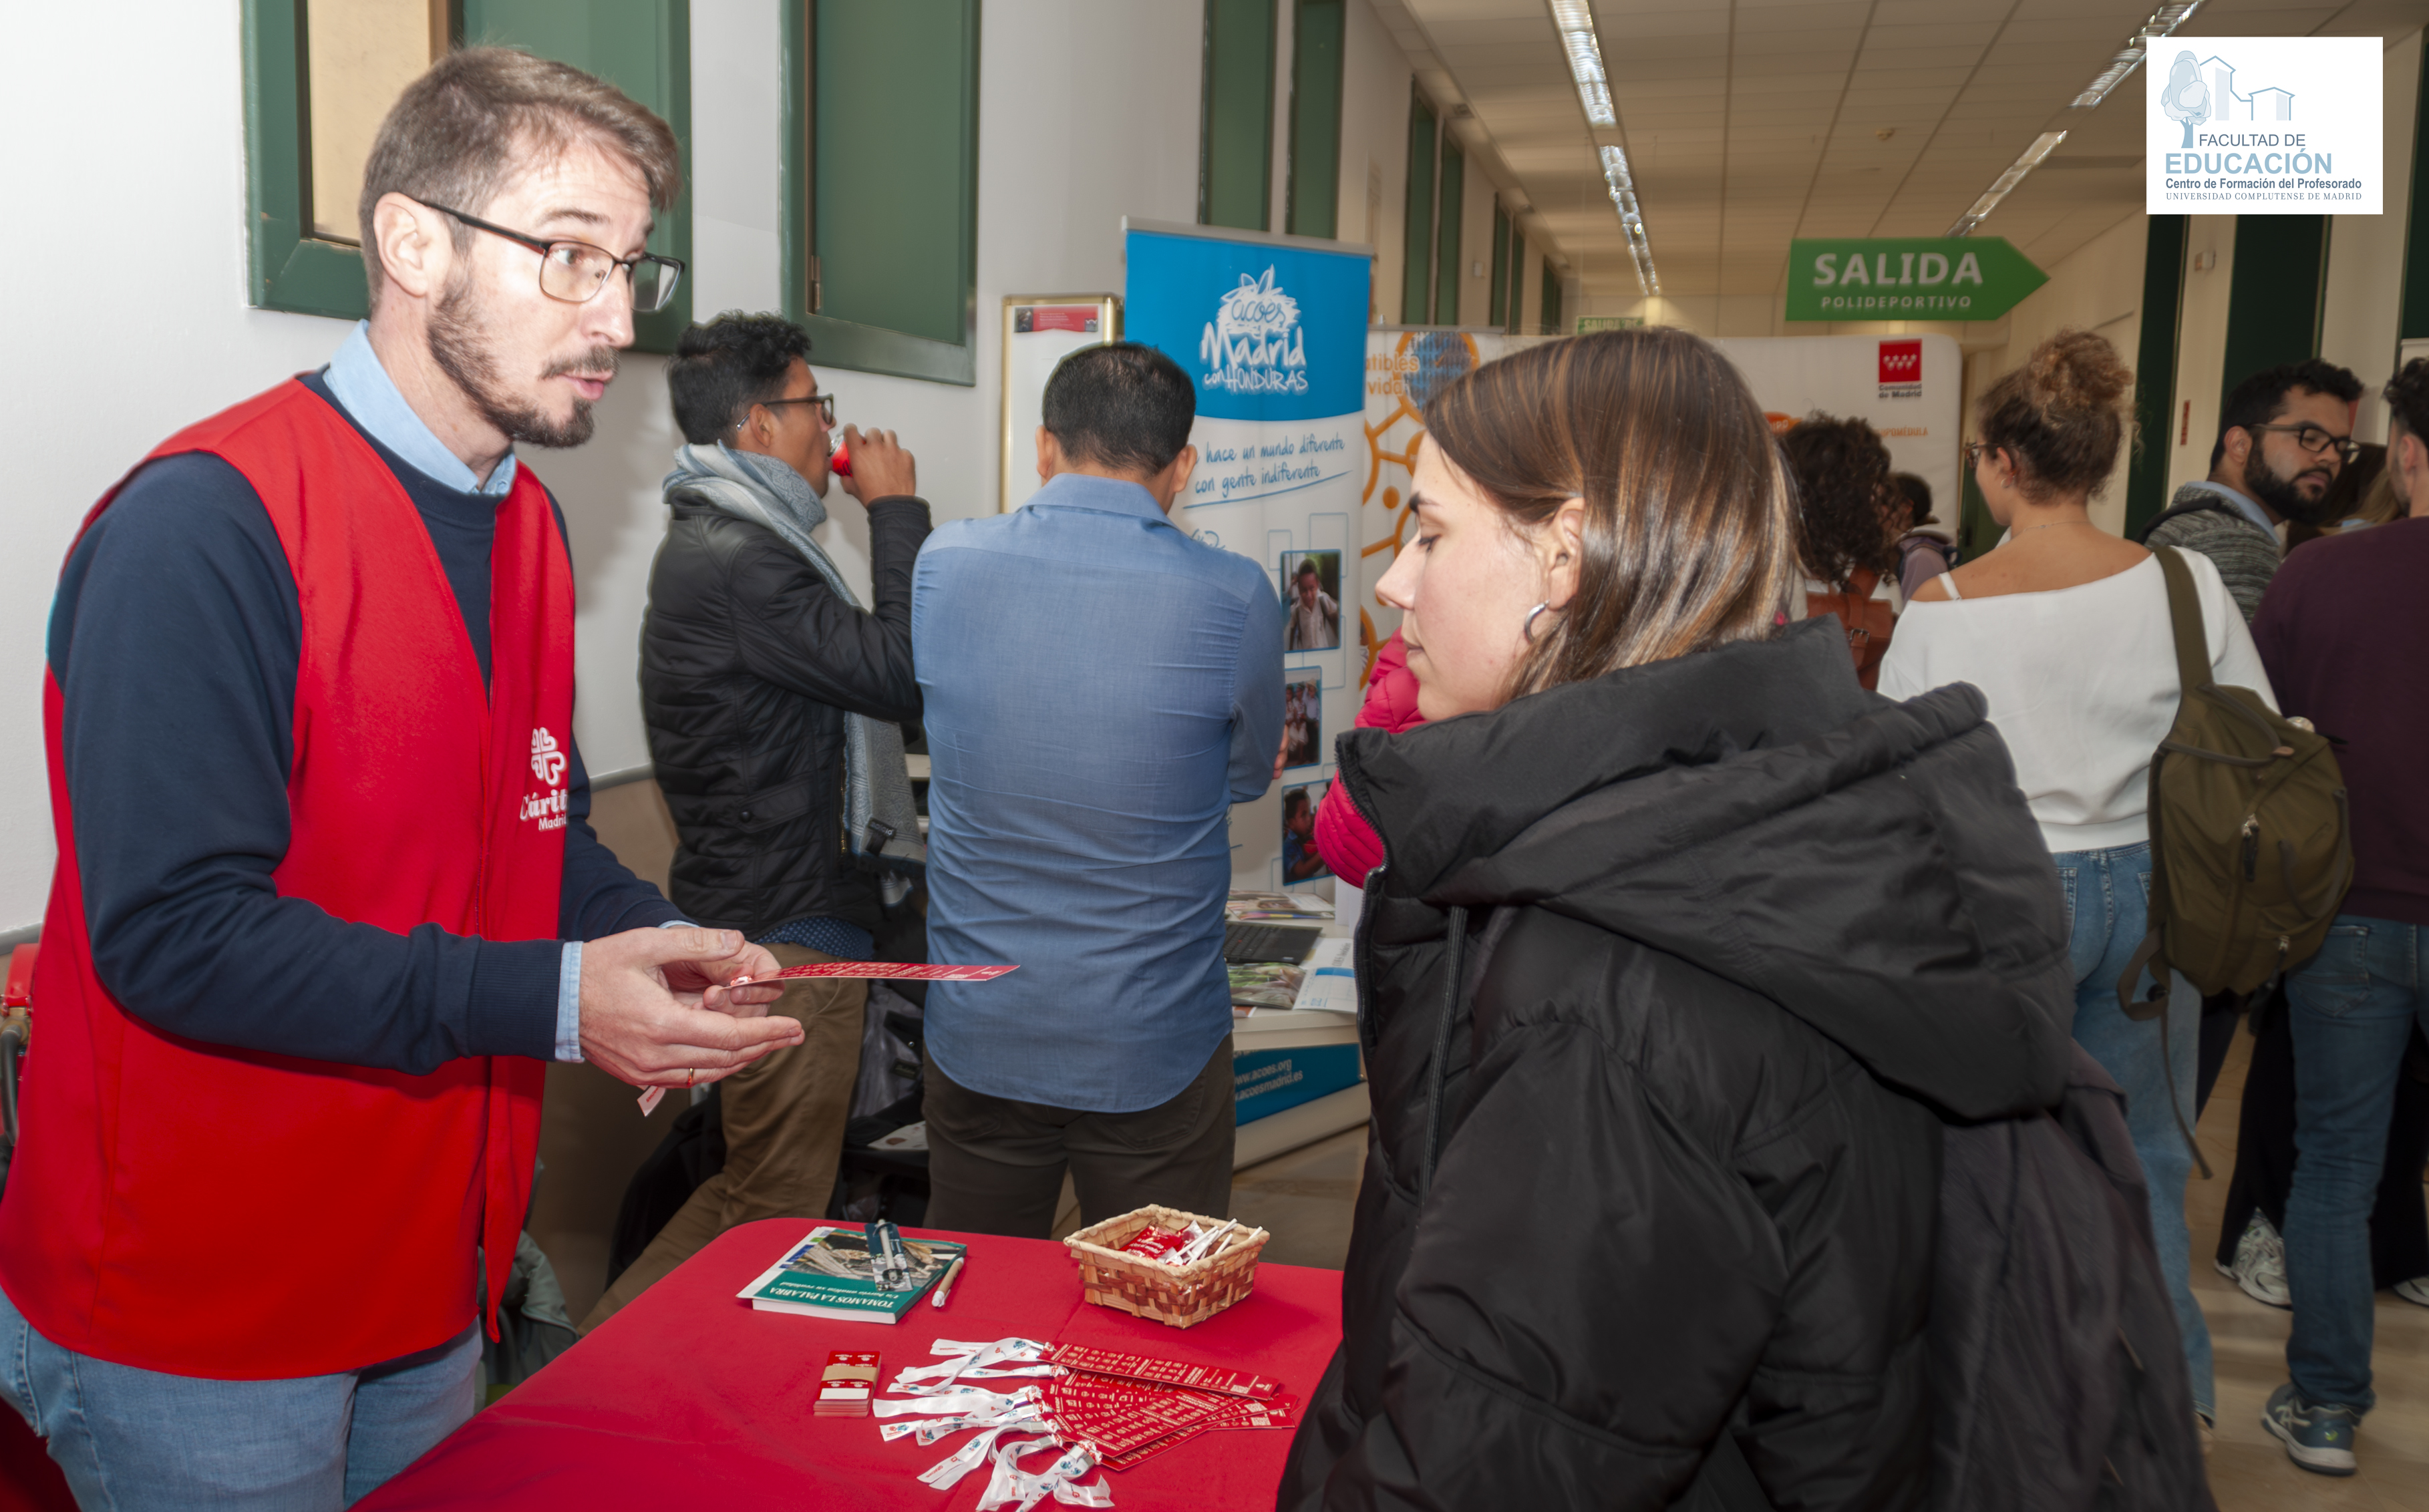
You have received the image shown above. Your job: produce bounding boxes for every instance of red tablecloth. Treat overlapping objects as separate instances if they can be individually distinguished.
[358,1220,1342,1511]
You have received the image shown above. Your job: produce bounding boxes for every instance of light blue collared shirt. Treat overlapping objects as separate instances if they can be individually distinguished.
[326,322,518,498]
[322,323,673,1063]
[912,472,1285,1113]
[2176,479,2277,538]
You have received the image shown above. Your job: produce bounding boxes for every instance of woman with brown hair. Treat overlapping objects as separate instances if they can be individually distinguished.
[1881,328,2275,1439]
[1278,329,2073,1508]
[1783,413,1901,689]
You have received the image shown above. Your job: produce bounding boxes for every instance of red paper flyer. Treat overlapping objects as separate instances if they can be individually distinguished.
[740,961,1019,984]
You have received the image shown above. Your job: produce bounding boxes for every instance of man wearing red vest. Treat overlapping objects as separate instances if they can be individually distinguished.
[0,50,805,1509]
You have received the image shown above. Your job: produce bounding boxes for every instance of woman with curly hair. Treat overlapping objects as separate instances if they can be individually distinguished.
[1782,413,1901,688]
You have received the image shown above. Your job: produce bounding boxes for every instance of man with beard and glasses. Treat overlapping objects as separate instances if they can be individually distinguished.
[2144,359,2364,623]
[0,49,806,1509]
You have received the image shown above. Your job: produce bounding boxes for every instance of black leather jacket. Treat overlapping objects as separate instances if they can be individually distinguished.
[1280,620,2073,1511]
[638,493,929,937]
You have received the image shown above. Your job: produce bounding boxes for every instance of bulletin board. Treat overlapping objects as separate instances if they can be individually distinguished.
[999,295,1120,512]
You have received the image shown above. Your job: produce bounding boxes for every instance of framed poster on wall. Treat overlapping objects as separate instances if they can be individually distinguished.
[999,295,1120,513]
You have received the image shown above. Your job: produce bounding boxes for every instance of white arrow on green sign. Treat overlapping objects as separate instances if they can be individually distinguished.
[1785,238,2047,323]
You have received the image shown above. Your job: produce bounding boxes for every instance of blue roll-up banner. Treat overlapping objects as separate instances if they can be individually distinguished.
[1124,220,1372,890]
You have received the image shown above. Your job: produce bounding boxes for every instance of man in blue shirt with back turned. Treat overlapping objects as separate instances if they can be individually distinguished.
[913,343,1283,1238]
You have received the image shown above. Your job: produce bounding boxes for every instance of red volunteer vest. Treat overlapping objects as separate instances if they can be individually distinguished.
[0,379,573,1378]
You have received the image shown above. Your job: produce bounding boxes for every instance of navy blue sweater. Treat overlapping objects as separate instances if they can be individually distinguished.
[46,374,679,1074]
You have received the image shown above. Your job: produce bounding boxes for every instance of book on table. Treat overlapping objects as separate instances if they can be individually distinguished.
[737,1226,967,1324]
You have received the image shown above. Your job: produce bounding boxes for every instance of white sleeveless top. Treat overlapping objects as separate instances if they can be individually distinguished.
[1877,553,2275,854]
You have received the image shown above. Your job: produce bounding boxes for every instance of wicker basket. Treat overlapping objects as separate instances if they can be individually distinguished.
[1063,1205,1270,1328]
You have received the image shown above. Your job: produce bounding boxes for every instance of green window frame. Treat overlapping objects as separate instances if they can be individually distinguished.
[1488,202,1510,327]
[242,0,695,352]
[1402,89,1436,324]
[1432,142,1462,324]
[1200,0,1277,232]
[780,1,981,386]
[1496,217,1515,335]
[1541,256,1561,335]
[2124,215,2189,539]
[2221,215,2329,408]
[1285,0,1344,239]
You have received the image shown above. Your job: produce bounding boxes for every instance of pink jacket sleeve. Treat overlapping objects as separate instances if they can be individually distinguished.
[1312,630,1426,884]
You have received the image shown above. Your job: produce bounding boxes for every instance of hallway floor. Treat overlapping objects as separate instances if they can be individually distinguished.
[1223,1019,2429,1507]
[2198,1022,2429,1509]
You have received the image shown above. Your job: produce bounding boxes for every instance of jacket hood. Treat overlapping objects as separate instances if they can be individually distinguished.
[1339,618,2070,1119]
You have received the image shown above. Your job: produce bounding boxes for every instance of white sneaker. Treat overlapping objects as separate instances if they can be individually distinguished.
[2394,1277,2429,1308]
[2214,1213,2292,1309]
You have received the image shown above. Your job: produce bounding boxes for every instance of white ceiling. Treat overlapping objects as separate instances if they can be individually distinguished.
[1373,0,2429,306]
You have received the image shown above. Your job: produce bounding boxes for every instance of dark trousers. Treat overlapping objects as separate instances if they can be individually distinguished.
[921,1038,1236,1240]
[2213,984,2429,1289]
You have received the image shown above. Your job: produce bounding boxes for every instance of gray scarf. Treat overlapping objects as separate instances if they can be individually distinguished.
[663,443,923,894]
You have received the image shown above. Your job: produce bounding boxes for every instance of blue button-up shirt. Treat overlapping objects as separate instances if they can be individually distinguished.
[913,473,1285,1112]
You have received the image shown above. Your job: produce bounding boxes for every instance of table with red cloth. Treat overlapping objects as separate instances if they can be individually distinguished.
[357,1219,1343,1511]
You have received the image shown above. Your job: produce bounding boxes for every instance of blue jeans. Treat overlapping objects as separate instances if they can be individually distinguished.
[2054,841,2213,1419]
[0,1282,478,1509]
[2283,915,2428,1414]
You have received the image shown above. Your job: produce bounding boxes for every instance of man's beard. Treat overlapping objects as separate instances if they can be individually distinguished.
[426,273,617,450]
[2243,445,2339,527]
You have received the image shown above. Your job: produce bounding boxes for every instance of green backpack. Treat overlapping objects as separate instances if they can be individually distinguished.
[2122,546,2352,1033]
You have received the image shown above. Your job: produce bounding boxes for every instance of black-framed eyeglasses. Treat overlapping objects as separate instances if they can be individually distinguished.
[751,393,836,427]
[416,200,684,313]
[1963,441,1988,467]
[2247,422,2362,464]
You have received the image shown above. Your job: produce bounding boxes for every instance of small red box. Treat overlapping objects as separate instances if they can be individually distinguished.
[1879,339,1922,385]
[816,1350,879,1417]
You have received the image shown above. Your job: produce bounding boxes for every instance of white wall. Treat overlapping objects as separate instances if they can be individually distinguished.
[0,4,341,937]
[1339,0,1414,315]
[1973,214,2148,534]
[0,0,1211,938]
[2168,214,2241,498]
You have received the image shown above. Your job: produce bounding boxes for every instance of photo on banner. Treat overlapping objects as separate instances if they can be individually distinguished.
[1281,550,1343,650]
[1283,674,1323,769]
[1281,781,1330,884]
[1123,219,1370,889]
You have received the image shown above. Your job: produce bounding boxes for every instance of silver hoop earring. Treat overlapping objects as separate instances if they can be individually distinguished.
[1522,602,1554,642]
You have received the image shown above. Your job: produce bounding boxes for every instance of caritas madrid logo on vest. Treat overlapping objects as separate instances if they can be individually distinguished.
[522,728,569,829]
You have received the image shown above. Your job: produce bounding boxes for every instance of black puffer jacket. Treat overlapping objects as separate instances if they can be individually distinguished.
[639,494,929,937]
[1280,619,2075,1511]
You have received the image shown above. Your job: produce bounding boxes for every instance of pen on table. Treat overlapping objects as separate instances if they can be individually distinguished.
[931,1254,967,1308]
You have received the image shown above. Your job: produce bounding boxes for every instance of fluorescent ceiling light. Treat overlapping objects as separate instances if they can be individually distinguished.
[1545,2,1661,296]
[1549,0,1615,127]
[1945,130,2067,238]
[1601,145,1660,296]
[2071,2,2204,109]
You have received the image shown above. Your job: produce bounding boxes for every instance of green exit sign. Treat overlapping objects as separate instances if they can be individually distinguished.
[1575,315,1644,333]
[1785,238,2047,323]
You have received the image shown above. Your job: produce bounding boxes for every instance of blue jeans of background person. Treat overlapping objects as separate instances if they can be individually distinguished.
[2283,916,2428,1414]
[2054,841,2213,1419]
[0,1282,478,1509]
